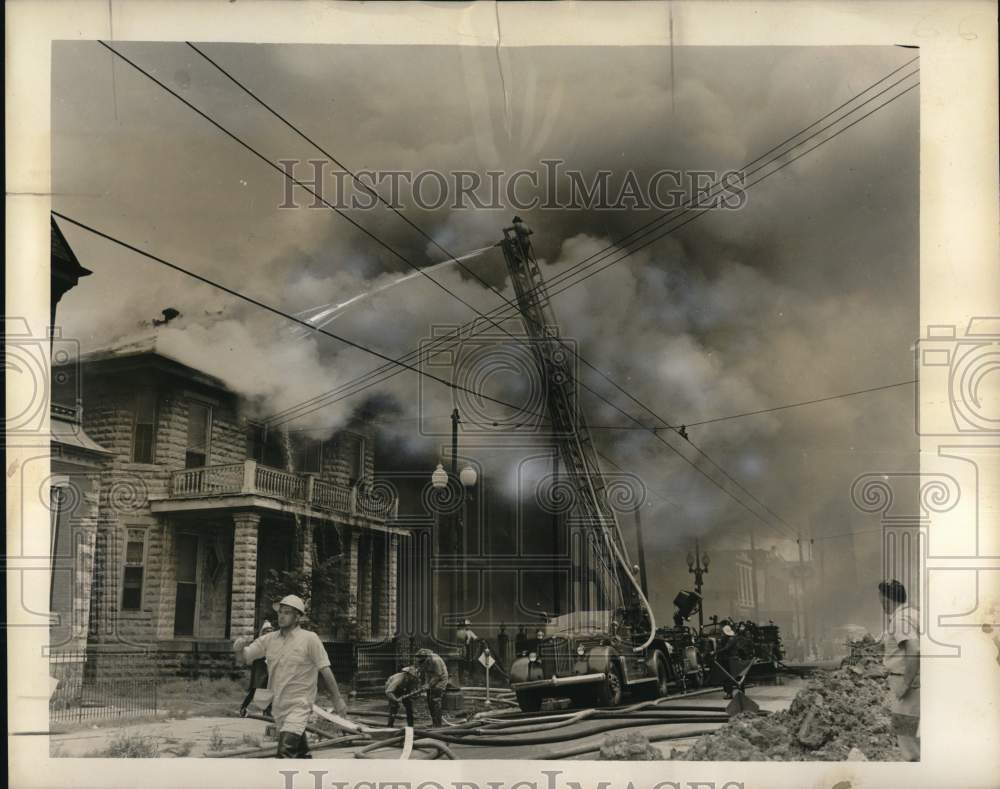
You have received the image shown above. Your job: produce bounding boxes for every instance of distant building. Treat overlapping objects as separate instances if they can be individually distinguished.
[52,336,403,680]
[49,401,113,687]
[696,546,803,641]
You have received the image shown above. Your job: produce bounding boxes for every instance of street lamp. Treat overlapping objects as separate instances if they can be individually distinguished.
[431,463,448,490]
[686,540,710,632]
[459,465,478,488]
[430,410,477,643]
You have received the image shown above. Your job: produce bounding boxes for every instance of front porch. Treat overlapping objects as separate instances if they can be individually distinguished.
[152,460,398,527]
[150,507,405,647]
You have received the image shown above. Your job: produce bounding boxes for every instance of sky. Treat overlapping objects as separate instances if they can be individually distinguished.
[52,42,919,632]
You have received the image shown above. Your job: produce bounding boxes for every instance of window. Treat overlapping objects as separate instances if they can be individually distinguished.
[344,433,366,485]
[737,563,755,608]
[121,528,146,611]
[246,420,284,467]
[185,401,212,468]
[49,478,69,610]
[132,390,158,463]
[294,437,322,474]
[246,421,266,463]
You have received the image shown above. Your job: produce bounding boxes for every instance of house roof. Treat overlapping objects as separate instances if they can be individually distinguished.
[51,406,112,456]
[71,333,233,393]
[51,217,91,280]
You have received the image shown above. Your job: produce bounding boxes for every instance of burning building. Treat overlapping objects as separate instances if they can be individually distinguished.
[51,335,404,681]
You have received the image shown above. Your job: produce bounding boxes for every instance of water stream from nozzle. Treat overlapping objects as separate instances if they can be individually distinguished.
[291,244,496,338]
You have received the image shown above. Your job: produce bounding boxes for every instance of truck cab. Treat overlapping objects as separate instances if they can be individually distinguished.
[508,609,673,711]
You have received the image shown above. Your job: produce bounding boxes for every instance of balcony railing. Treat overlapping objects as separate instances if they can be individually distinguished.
[169,461,397,521]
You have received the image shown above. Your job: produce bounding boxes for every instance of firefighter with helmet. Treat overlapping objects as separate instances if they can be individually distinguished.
[414,648,449,727]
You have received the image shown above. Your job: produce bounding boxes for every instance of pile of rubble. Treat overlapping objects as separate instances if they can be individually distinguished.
[843,633,884,665]
[679,657,902,761]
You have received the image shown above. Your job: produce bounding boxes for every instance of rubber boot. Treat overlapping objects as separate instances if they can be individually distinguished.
[276,731,312,759]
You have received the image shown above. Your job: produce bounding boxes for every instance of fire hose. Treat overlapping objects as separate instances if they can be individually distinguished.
[233,684,753,759]
[354,731,457,760]
[330,693,741,756]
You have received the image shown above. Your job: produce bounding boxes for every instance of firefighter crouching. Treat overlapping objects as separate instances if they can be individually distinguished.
[385,666,422,727]
[414,648,448,727]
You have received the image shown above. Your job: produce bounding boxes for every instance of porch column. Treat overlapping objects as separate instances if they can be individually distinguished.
[386,534,399,637]
[230,511,261,641]
[156,519,177,640]
[347,529,360,624]
[299,517,314,576]
[358,534,374,639]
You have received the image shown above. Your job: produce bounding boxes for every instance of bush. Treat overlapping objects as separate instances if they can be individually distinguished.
[207,727,228,752]
[94,731,160,758]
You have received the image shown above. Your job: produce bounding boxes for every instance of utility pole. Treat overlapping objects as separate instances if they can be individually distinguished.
[451,408,460,635]
[552,444,561,616]
[796,532,809,650]
[749,529,761,623]
[687,540,710,632]
[818,537,826,644]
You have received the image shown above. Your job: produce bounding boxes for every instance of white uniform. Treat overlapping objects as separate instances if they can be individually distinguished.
[883,603,920,759]
[884,603,920,716]
[244,626,330,735]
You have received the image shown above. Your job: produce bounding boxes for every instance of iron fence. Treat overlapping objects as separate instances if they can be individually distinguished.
[49,651,158,724]
[355,638,400,675]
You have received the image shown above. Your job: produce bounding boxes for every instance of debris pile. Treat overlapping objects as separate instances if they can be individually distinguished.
[843,634,884,666]
[679,658,901,761]
[598,730,663,760]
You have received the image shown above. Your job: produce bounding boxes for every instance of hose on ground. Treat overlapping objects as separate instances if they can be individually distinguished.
[467,688,731,735]
[423,715,731,747]
[354,732,456,760]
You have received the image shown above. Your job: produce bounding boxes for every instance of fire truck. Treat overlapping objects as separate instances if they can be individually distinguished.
[498,218,670,711]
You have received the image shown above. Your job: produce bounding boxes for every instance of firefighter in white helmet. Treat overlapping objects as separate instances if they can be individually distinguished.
[233,594,349,758]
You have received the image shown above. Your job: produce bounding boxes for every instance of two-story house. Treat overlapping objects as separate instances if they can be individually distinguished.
[53,334,403,679]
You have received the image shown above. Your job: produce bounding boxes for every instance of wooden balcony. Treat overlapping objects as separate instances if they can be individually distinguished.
[161,461,398,523]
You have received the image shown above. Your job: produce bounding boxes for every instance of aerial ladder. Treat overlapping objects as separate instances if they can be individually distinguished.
[499,217,656,651]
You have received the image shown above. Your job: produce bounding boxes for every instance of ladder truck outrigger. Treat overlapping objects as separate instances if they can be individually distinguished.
[499,218,676,711]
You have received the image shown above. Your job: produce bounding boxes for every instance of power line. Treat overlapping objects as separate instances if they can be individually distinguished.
[166,42,812,544]
[55,209,796,544]
[113,41,676,490]
[238,69,918,541]
[585,379,918,430]
[257,78,919,540]
[538,78,920,300]
[96,41,531,358]
[187,42,919,516]
[685,379,918,427]
[89,43,915,545]
[50,210,540,422]
[263,65,920,429]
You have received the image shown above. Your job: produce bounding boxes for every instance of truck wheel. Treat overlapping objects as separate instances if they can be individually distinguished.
[515,690,542,712]
[595,666,624,707]
[654,653,670,698]
[640,653,670,699]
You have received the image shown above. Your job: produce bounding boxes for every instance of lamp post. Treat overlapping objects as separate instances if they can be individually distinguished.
[431,408,477,643]
[686,540,710,632]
